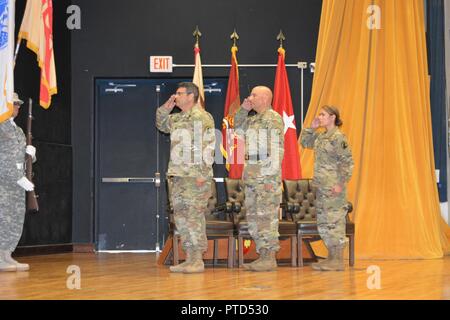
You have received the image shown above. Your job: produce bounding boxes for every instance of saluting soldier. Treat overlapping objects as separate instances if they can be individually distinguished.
[300,105,354,271]
[156,82,215,274]
[234,86,284,272]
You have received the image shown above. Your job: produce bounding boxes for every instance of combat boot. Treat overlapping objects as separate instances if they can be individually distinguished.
[169,248,194,273]
[0,250,17,272]
[243,248,267,271]
[0,262,16,272]
[321,245,345,271]
[1,250,29,271]
[183,251,204,274]
[311,246,335,271]
[245,249,277,272]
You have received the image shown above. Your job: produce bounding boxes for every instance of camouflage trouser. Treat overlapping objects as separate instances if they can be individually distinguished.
[316,188,348,249]
[244,179,281,253]
[171,176,211,253]
[0,180,26,251]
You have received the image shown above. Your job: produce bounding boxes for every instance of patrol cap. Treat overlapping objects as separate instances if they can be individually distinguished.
[13,92,24,106]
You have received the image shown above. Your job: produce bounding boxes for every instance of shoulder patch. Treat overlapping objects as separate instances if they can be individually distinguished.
[341,141,348,149]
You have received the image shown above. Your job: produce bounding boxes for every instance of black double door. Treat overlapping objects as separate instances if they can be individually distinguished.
[95,78,227,251]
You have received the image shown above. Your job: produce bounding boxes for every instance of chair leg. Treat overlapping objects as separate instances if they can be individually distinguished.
[349,234,355,267]
[213,239,219,266]
[238,236,244,267]
[291,236,297,267]
[297,233,303,267]
[228,236,234,269]
[173,235,179,265]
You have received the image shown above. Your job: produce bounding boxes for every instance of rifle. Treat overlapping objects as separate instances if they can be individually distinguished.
[26,98,39,213]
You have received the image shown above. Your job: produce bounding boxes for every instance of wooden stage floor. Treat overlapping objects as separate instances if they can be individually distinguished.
[0,253,449,300]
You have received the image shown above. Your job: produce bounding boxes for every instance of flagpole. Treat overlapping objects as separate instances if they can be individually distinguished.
[301,66,304,129]
[13,40,21,67]
[155,84,161,252]
[192,25,205,108]
[13,0,27,68]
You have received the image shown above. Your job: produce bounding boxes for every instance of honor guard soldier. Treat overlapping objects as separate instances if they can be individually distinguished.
[0,93,36,272]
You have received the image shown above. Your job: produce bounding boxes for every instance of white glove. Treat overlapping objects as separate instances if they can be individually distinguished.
[26,145,36,158]
[17,177,34,191]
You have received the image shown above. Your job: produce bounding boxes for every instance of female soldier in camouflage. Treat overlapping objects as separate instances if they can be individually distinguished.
[300,106,353,271]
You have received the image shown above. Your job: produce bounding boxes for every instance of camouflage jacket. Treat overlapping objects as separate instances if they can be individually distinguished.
[156,105,215,178]
[300,127,354,188]
[234,106,284,181]
[0,119,26,183]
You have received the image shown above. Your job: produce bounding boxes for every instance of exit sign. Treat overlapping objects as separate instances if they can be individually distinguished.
[150,56,173,73]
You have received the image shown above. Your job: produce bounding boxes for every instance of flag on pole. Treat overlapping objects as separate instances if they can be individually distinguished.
[273,47,302,180]
[18,0,57,109]
[0,0,15,123]
[192,43,205,108]
[221,45,244,178]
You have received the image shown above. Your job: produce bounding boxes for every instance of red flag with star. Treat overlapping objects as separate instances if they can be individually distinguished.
[273,47,302,179]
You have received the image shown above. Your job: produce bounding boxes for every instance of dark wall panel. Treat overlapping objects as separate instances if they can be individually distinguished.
[13,0,72,247]
[18,142,72,245]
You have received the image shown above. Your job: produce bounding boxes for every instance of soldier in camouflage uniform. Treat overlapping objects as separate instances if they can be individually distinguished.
[234,86,284,272]
[300,105,354,271]
[156,82,215,274]
[0,93,36,272]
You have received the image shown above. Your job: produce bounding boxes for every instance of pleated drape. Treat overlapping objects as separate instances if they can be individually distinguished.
[300,0,450,259]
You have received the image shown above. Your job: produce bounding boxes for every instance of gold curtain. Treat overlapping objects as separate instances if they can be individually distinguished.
[301,0,450,259]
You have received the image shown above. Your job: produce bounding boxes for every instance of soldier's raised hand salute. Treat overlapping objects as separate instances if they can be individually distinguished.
[311,117,320,129]
[241,97,253,111]
[162,95,176,110]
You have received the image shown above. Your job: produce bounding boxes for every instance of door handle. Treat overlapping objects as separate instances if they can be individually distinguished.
[102,173,161,187]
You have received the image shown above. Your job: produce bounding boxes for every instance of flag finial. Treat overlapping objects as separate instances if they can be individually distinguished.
[230,29,239,47]
[277,30,286,48]
[193,26,202,46]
